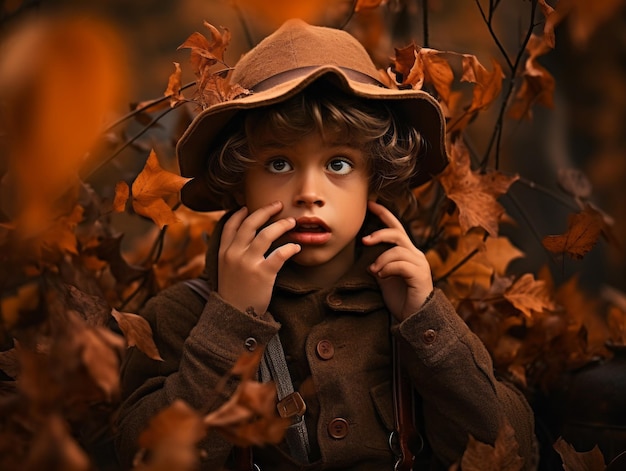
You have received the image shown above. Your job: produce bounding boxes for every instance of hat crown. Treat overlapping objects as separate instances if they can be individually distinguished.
[231,19,381,90]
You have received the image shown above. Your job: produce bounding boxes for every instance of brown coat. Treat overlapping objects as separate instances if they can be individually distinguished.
[115,213,537,470]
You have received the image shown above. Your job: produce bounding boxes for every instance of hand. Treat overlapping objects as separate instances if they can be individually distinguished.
[218,201,301,315]
[362,201,434,322]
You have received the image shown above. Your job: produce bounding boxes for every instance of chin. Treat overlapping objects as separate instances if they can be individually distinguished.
[290,249,333,267]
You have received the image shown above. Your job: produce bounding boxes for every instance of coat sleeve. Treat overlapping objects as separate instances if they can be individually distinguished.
[114,282,281,469]
[391,289,538,470]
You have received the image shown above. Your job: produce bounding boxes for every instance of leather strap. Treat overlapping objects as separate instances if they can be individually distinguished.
[259,334,311,464]
[391,336,421,471]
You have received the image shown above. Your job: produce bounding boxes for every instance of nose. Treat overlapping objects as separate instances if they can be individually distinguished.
[293,170,325,207]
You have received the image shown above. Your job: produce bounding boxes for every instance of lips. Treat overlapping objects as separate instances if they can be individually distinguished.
[288,217,331,245]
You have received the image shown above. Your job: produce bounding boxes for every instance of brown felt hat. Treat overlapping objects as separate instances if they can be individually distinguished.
[177,18,448,211]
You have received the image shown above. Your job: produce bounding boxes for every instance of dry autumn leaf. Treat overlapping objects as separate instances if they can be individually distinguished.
[204,380,289,447]
[553,437,606,471]
[165,62,184,107]
[508,34,555,120]
[24,414,91,471]
[607,306,626,345]
[439,140,519,236]
[111,308,163,361]
[542,205,606,259]
[449,422,524,471]
[504,273,556,319]
[130,150,191,228]
[136,399,206,471]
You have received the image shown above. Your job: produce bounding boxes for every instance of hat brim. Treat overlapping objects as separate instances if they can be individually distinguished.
[177,66,448,211]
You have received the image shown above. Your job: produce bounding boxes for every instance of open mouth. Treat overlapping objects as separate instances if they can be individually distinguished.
[288,218,331,245]
[294,223,328,233]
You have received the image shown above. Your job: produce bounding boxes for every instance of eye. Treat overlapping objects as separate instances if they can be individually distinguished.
[266,159,292,174]
[327,158,353,175]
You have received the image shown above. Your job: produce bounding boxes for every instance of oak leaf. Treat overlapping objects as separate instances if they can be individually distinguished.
[165,62,184,107]
[113,181,130,212]
[204,349,289,447]
[136,399,206,471]
[508,34,555,120]
[479,236,525,276]
[449,422,524,471]
[553,437,606,471]
[130,150,191,228]
[392,45,453,105]
[204,380,289,447]
[542,205,606,259]
[439,140,518,236]
[504,273,556,319]
[111,308,163,361]
[427,231,493,297]
[178,22,230,75]
[461,55,504,112]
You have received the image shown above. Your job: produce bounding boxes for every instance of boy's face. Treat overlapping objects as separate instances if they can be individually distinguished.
[243,130,372,273]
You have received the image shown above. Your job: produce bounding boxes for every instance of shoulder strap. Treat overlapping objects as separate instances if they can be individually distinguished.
[391,337,423,471]
[183,279,310,466]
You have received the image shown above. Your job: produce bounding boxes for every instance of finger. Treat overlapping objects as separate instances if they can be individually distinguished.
[231,201,283,248]
[249,217,297,256]
[265,243,301,273]
[363,227,412,247]
[372,259,421,283]
[369,246,420,273]
[368,200,404,230]
[220,207,248,255]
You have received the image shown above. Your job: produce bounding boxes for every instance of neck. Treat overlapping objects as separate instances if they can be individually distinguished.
[287,241,356,289]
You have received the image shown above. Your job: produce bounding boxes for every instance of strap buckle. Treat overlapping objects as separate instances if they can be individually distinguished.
[277,392,307,419]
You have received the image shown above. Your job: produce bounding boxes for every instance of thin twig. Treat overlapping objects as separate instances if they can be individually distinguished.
[502,189,560,269]
[479,0,539,171]
[474,0,513,70]
[82,106,177,181]
[103,82,196,132]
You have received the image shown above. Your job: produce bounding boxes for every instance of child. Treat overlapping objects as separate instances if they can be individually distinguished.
[115,19,537,470]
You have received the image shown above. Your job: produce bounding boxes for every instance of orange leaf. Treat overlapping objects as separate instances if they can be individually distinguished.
[404,48,453,104]
[461,55,504,112]
[504,273,556,319]
[479,236,525,276]
[553,437,606,471]
[111,309,163,361]
[542,205,606,259]
[439,140,518,236]
[137,399,206,471]
[164,62,185,107]
[508,34,555,120]
[112,181,129,213]
[204,380,289,447]
[178,22,230,74]
[131,150,191,228]
[455,422,524,471]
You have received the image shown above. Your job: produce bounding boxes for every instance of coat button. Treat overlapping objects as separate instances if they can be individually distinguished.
[316,340,334,360]
[327,294,342,307]
[328,418,349,439]
[244,337,258,351]
[422,329,436,344]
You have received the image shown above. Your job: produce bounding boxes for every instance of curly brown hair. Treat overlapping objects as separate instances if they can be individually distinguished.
[203,84,425,212]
